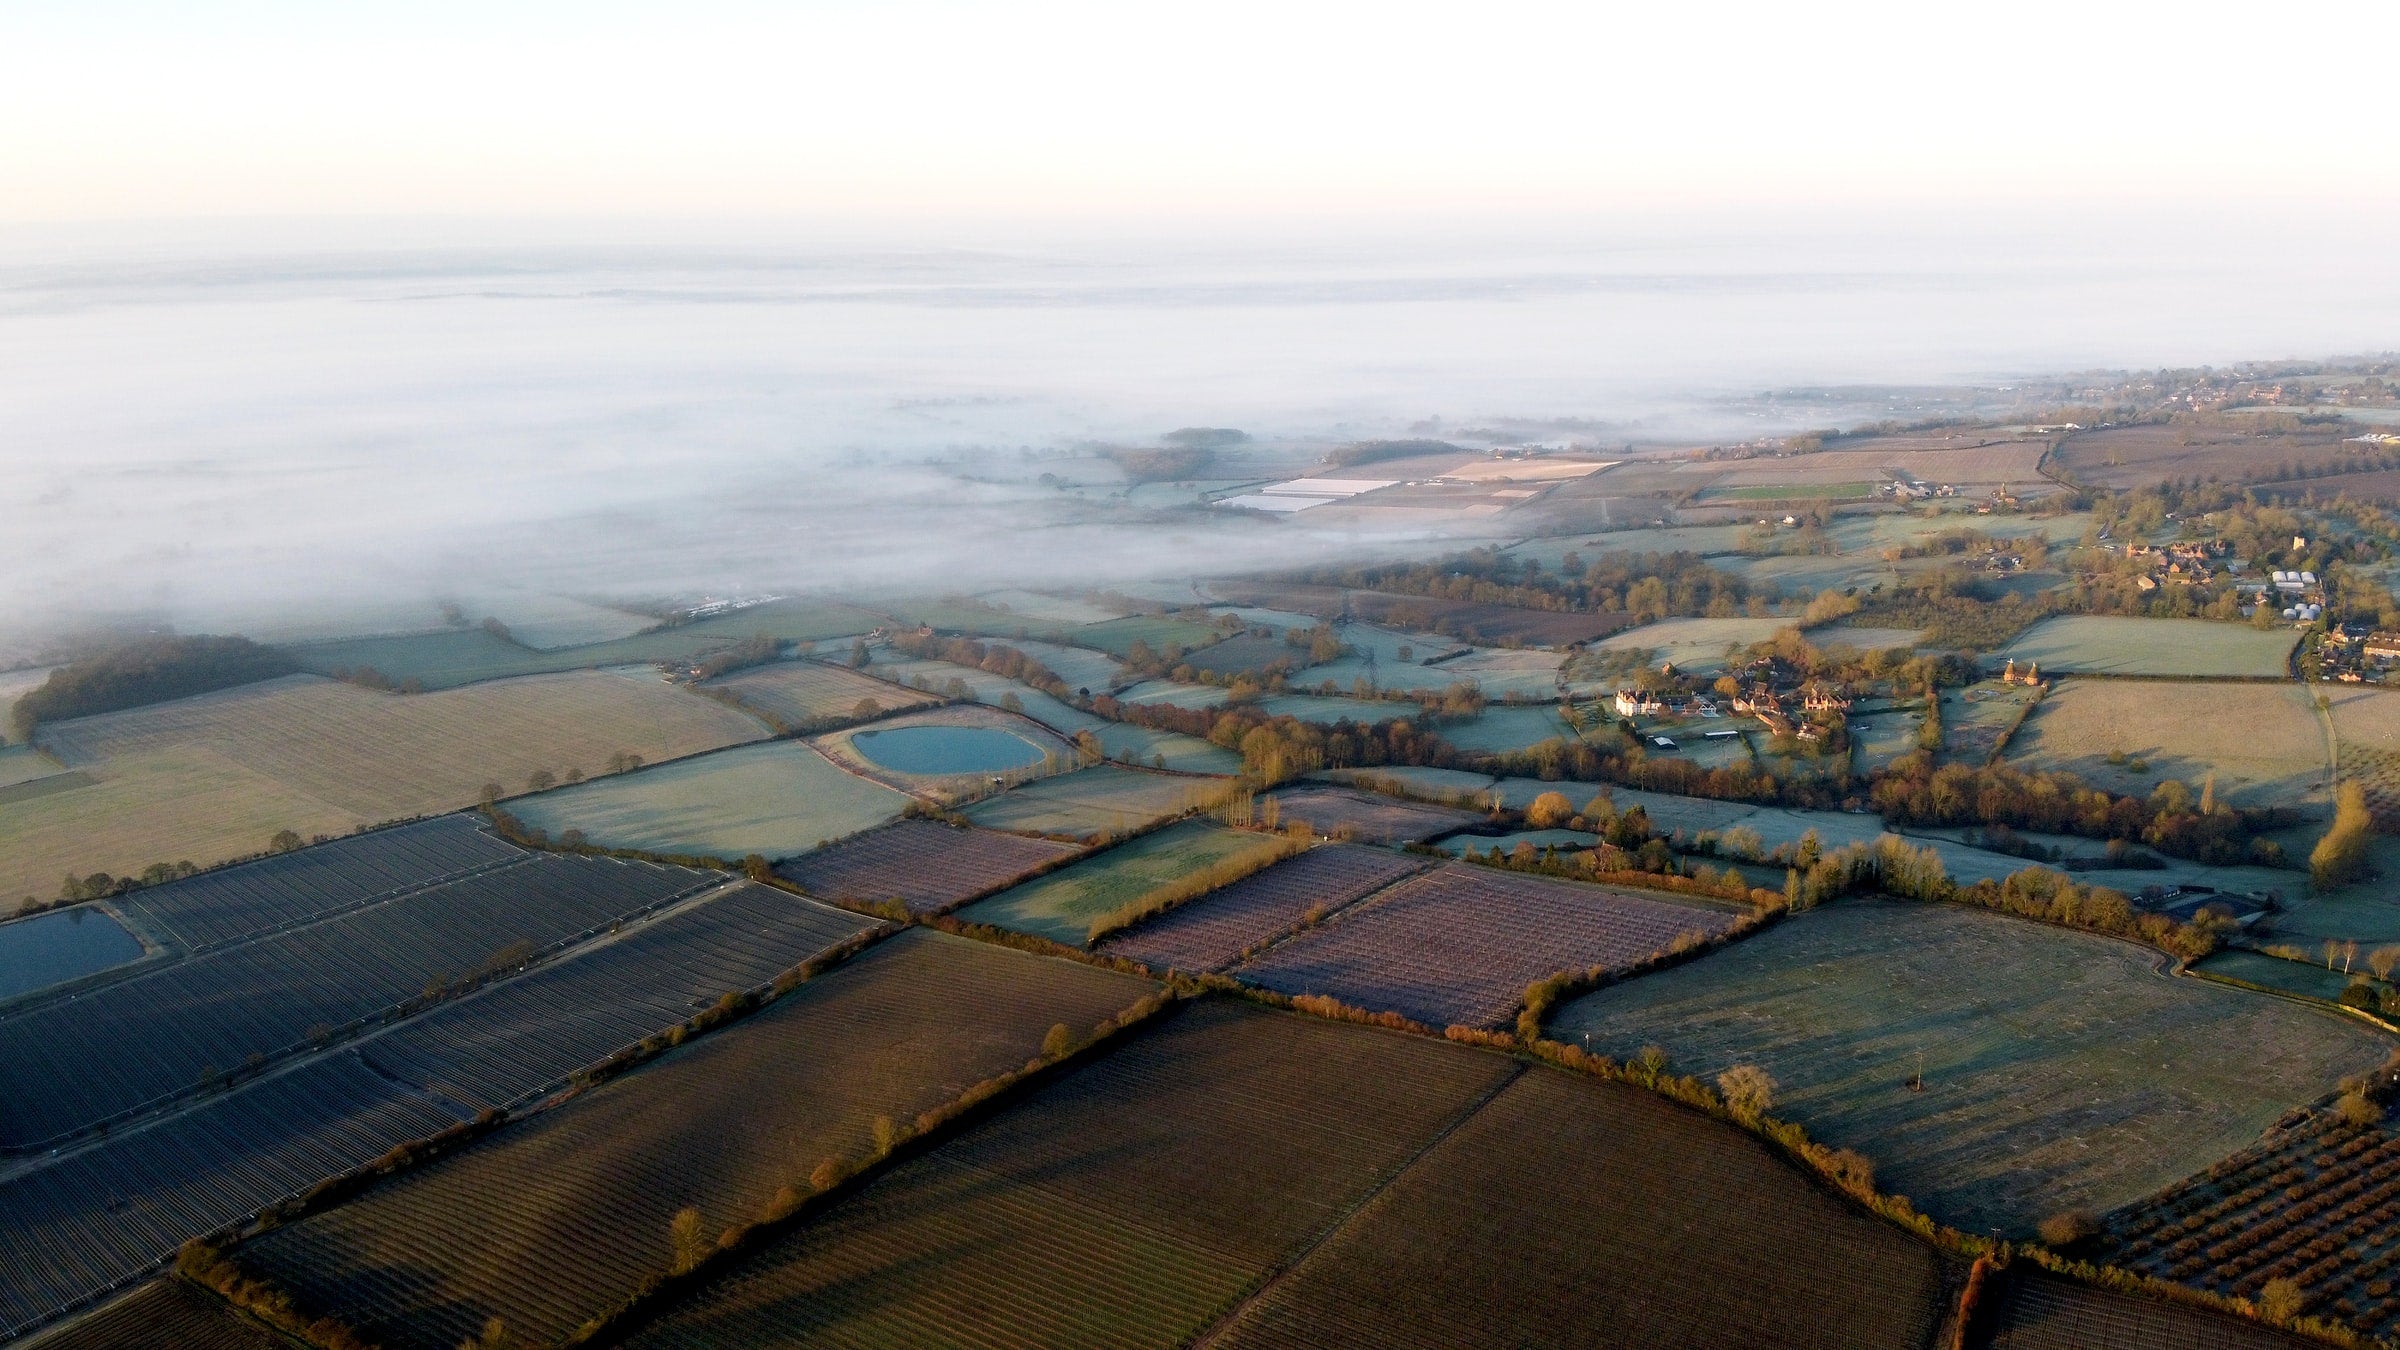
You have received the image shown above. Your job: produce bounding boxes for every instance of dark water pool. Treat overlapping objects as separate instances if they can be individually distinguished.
[0,906,145,1000]
[853,725,1048,775]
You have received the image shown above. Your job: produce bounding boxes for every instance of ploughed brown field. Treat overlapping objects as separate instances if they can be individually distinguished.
[776,819,1081,915]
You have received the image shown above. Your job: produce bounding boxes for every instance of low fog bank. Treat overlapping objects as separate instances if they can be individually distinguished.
[4,212,2394,656]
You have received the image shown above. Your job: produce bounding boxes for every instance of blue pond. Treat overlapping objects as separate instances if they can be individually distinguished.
[852,725,1049,775]
[0,906,145,1001]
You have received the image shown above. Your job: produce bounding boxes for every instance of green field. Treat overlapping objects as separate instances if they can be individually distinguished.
[963,764,1223,838]
[291,600,890,691]
[1553,898,2387,1233]
[6,671,765,904]
[1699,481,1879,502]
[1093,724,1243,774]
[1437,706,1572,754]
[2193,948,2378,1004]
[1999,616,2300,679]
[1943,678,2045,763]
[509,741,910,859]
[2005,679,2327,807]
[955,820,1285,944]
[1713,551,1902,598]
[1592,617,1793,674]
[0,745,67,791]
[1254,693,1416,723]
[236,930,1156,1350]
[880,596,1085,642]
[705,660,937,731]
[865,654,1103,737]
[1070,614,1226,658]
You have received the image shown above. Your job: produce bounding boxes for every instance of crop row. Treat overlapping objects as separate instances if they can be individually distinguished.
[113,814,524,952]
[13,1279,285,1350]
[242,929,1148,1350]
[1094,845,1426,973]
[776,820,1079,916]
[358,882,876,1113]
[0,881,876,1345]
[1232,864,1742,1029]
[622,1001,1515,1348]
[1211,1070,1946,1350]
[2114,1113,2400,1341]
[0,854,712,1149]
[1988,1272,2285,1350]
[0,1054,466,1340]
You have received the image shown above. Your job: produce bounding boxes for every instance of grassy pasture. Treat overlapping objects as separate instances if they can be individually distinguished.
[1699,480,1880,502]
[4,671,764,904]
[1178,633,1299,675]
[236,931,1155,1350]
[2006,679,2327,808]
[2193,948,2365,1003]
[1943,679,2045,763]
[508,742,909,859]
[1592,616,1792,674]
[1071,614,1226,657]
[866,654,1101,736]
[973,588,1125,624]
[1437,705,1572,754]
[881,596,1083,642]
[1254,693,1415,724]
[1554,898,2387,1233]
[1999,616,2299,678]
[993,638,1127,693]
[1109,678,1227,710]
[2329,686,2400,829]
[291,599,889,690]
[1502,525,1751,566]
[962,764,1221,838]
[455,591,654,650]
[1092,724,1242,774]
[704,660,937,731]
[1713,551,1900,598]
[619,1000,1516,1350]
[956,820,1288,945]
[1211,1066,1949,1350]
[1419,647,1569,699]
[0,745,67,790]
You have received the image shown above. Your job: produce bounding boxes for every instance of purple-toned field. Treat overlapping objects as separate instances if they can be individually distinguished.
[1268,785,1480,845]
[1233,863,1743,1029]
[1094,845,1427,973]
[775,820,1081,915]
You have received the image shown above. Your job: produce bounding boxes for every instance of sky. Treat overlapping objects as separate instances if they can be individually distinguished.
[5,0,2397,224]
[1,1,2396,650]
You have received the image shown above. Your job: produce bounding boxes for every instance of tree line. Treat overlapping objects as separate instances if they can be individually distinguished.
[12,635,297,737]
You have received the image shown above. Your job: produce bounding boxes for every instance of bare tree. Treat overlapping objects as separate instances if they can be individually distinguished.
[669,1206,708,1275]
[1717,1064,1775,1118]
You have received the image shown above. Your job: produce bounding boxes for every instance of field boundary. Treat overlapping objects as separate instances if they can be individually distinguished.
[1184,1057,1529,1350]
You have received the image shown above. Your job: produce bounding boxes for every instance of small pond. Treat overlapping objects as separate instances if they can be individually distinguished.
[0,906,145,1001]
[853,725,1049,776]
